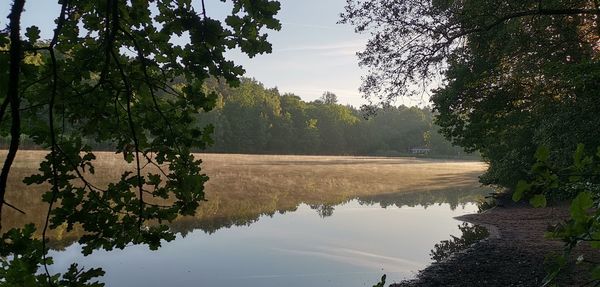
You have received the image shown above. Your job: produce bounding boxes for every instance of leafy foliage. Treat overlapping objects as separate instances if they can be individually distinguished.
[0,224,105,286]
[342,0,600,188]
[1,0,279,283]
[515,145,600,284]
[372,274,386,287]
[341,0,600,102]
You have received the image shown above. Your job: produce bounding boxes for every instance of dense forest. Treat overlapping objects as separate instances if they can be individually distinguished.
[2,77,466,158]
[193,78,464,157]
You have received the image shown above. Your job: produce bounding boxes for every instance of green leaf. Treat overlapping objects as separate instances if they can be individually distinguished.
[512,180,530,202]
[591,232,600,248]
[124,152,134,163]
[572,143,593,170]
[574,143,585,166]
[182,174,205,194]
[530,194,547,208]
[571,191,593,222]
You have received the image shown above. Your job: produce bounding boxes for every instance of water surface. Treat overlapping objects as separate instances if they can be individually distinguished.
[49,200,480,286]
[1,152,490,286]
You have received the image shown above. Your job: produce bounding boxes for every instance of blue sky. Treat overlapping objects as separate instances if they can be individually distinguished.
[1,1,426,107]
[205,0,369,106]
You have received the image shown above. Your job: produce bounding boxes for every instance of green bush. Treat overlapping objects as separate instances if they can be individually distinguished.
[515,144,600,284]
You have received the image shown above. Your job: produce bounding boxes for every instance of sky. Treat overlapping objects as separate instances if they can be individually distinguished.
[1,1,427,107]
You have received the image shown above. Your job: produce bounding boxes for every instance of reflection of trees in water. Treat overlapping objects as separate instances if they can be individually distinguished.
[169,207,297,236]
[309,204,336,218]
[356,186,491,211]
[429,223,489,263]
[34,186,491,250]
[169,187,490,240]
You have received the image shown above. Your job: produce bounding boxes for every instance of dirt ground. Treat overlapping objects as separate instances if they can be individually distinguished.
[392,199,596,287]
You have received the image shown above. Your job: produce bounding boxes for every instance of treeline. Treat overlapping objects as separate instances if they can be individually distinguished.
[195,78,466,157]
[1,77,467,158]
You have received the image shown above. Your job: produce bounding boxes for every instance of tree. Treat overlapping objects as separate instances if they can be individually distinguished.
[320,91,338,105]
[341,0,600,187]
[307,101,359,154]
[350,106,429,155]
[341,0,600,102]
[0,0,280,285]
[219,78,281,152]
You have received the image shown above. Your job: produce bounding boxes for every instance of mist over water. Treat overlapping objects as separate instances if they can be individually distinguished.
[3,152,490,286]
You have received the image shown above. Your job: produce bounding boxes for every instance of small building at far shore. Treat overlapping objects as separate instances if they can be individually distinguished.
[409,147,431,155]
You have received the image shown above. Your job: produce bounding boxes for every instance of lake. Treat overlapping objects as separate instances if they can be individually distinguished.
[2,152,491,286]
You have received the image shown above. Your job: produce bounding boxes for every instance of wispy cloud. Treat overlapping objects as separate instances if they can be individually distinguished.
[276,41,365,54]
[281,21,348,31]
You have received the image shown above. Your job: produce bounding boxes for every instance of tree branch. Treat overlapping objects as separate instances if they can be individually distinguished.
[110,46,145,232]
[0,0,26,229]
[119,27,178,146]
[449,8,600,41]
[41,1,68,284]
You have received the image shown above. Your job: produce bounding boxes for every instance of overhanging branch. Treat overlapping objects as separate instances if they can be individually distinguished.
[449,8,600,41]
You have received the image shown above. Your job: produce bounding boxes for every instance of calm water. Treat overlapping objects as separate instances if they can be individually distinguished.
[2,152,490,286]
[48,200,480,287]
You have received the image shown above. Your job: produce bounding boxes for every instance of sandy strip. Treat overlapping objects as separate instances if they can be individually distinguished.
[392,201,596,286]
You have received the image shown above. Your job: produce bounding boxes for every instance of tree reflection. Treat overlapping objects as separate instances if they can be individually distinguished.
[430,223,489,262]
[357,187,488,211]
[310,204,335,218]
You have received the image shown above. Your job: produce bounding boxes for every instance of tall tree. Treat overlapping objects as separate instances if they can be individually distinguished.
[342,0,600,187]
[320,91,338,105]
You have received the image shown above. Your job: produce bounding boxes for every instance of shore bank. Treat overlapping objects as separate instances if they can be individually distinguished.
[392,201,594,286]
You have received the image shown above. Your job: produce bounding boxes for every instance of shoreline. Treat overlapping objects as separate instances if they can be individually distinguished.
[0,148,482,162]
[391,201,594,286]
